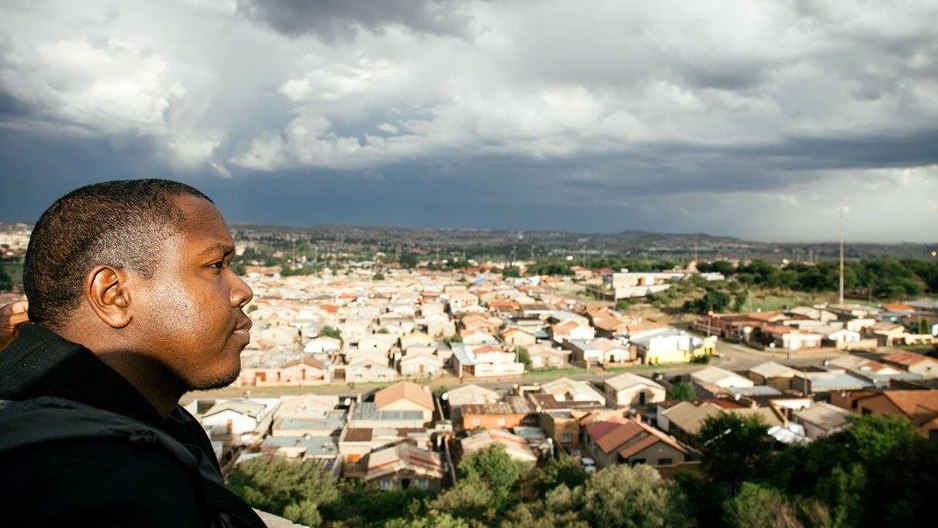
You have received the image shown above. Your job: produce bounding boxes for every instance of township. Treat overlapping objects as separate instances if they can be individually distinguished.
[182,263,938,491]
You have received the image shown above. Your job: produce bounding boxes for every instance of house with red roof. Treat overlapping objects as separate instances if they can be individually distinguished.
[373,381,436,424]
[854,390,938,438]
[881,350,938,379]
[583,418,688,469]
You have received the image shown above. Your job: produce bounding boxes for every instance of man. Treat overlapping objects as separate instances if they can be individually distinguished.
[0,180,267,527]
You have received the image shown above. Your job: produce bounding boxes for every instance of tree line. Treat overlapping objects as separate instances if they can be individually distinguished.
[227,413,936,528]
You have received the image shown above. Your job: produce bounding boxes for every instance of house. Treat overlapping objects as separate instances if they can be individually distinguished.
[373,381,436,424]
[460,429,538,464]
[791,367,874,395]
[347,402,428,429]
[750,325,823,351]
[853,390,938,438]
[460,330,500,345]
[338,426,432,472]
[201,398,280,442]
[562,339,604,366]
[606,271,682,300]
[631,328,712,364]
[447,290,479,312]
[459,396,536,431]
[399,331,434,350]
[592,338,634,364]
[525,343,570,369]
[443,384,501,407]
[539,378,607,406]
[364,443,444,492]
[275,394,339,420]
[460,313,504,334]
[424,314,456,338]
[880,351,938,379]
[550,320,596,344]
[271,411,347,439]
[691,366,755,390]
[827,355,906,384]
[358,333,398,356]
[868,322,909,346]
[261,435,340,467]
[303,335,342,354]
[656,400,727,443]
[345,353,398,383]
[452,345,525,378]
[604,372,667,408]
[502,327,537,347]
[747,361,797,391]
[791,402,852,440]
[810,326,862,349]
[487,298,522,316]
[787,306,839,323]
[274,357,331,386]
[540,411,585,450]
[398,349,445,378]
[564,338,632,367]
[583,418,688,469]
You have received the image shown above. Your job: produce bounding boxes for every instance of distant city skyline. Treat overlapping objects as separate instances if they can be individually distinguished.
[2,1,938,243]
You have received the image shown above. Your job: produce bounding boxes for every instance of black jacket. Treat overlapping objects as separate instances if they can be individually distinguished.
[0,324,266,528]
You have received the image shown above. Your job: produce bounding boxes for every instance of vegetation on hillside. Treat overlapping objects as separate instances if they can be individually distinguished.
[228,414,936,528]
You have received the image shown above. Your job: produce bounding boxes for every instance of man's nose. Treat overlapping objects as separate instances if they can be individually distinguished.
[230,272,254,308]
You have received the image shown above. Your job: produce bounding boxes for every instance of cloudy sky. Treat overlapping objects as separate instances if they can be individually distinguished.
[2,0,937,243]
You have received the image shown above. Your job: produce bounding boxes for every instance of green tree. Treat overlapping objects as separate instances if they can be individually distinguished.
[325,479,431,528]
[514,346,532,370]
[502,266,521,278]
[531,455,587,495]
[458,444,527,507]
[843,413,919,464]
[723,483,802,528]
[320,326,342,340]
[732,289,748,312]
[667,381,697,401]
[499,500,589,528]
[427,477,499,525]
[699,413,771,494]
[0,267,10,292]
[399,253,419,268]
[579,464,694,528]
[227,458,339,527]
[684,289,731,314]
[373,272,386,280]
[385,511,470,528]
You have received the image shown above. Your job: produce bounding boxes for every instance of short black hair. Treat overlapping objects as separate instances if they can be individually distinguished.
[24,179,213,330]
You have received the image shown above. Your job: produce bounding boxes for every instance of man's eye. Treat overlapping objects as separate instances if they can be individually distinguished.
[209,261,225,270]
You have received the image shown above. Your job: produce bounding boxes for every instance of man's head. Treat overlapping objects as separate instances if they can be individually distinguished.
[25,179,212,329]
[24,179,253,404]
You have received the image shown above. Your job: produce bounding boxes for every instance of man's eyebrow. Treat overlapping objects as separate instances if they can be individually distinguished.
[197,242,235,257]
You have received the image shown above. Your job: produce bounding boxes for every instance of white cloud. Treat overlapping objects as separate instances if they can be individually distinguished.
[3,0,938,241]
[2,38,183,137]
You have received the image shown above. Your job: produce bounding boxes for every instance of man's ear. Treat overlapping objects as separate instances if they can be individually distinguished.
[85,266,133,329]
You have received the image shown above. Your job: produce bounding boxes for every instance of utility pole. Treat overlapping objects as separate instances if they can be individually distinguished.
[839,206,845,307]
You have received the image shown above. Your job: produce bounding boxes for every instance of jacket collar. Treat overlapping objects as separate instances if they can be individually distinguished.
[0,323,171,429]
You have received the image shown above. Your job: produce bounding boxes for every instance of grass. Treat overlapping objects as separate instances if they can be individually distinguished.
[745,291,835,312]
[524,368,592,379]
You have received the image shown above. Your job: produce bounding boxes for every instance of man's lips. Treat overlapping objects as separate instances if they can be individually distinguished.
[233,317,253,336]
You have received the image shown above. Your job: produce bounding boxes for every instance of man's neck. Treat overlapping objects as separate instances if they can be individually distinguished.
[56,321,183,418]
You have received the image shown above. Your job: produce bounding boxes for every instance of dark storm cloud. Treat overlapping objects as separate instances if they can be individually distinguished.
[236,0,475,42]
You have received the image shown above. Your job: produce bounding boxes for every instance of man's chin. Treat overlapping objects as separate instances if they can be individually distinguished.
[192,360,242,391]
